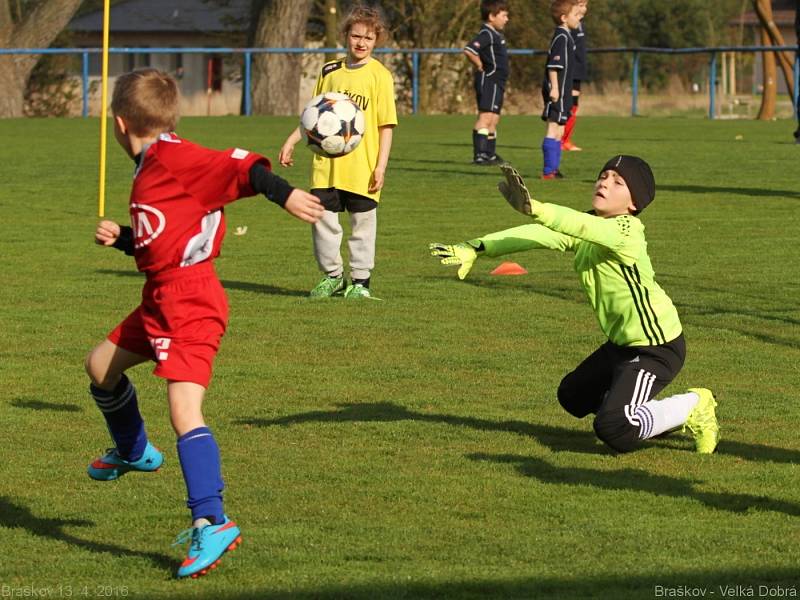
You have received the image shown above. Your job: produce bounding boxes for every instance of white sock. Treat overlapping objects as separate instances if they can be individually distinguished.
[635,392,699,439]
[192,517,212,529]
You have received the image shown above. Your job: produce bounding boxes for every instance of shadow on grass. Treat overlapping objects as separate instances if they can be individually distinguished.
[238,401,800,466]
[181,567,800,599]
[94,269,306,297]
[469,453,800,517]
[0,496,175,574]
[651,438,800,465]
[659,183,800,199]
[237,401,608,455]
[443,274,799,349]
[11,398,82,412]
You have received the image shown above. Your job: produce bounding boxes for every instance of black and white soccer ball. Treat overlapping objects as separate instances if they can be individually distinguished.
[300,92,365,158]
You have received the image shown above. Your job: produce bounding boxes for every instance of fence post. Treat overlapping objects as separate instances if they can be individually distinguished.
[244,51,252,116]
[82,51,90,118]
[708,51,717,120]
[631,51,639,116]
[793,52,799,113]
[412,51,420,115]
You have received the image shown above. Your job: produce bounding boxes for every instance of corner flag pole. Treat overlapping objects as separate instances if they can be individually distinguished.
[98,0,111,217]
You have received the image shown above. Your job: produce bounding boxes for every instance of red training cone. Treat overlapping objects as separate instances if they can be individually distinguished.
[490,261,528,276]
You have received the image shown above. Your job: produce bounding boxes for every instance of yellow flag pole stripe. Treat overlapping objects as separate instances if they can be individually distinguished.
[98,0,111,217]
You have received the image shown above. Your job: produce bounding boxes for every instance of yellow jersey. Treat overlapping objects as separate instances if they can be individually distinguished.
[310,57,398,201]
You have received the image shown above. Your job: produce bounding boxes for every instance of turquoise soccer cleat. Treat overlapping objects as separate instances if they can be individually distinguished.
[87,441,163,481]
[174,516,242,579]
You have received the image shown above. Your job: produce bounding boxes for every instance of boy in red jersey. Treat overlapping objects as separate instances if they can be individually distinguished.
[84,69,323,579]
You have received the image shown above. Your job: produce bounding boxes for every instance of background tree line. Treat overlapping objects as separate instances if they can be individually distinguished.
[0,0,792,118]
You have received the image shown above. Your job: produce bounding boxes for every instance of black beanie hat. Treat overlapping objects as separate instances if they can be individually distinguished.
[598,155,655,214]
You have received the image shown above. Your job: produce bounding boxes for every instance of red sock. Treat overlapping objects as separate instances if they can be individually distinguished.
[562,104,579,146]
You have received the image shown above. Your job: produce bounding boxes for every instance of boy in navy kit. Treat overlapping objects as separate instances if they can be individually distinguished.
[85,68,323,578]
[561,0,588,152]
[540,0,580,179]
[464,0,510,165]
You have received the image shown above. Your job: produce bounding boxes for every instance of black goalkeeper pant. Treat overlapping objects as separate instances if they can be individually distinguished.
[557,335,686,453]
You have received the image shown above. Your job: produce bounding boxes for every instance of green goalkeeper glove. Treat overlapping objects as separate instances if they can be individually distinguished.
[429,242,480,280]
[498,163,535,216]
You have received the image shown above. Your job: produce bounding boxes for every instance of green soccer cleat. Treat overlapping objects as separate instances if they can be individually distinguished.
[309,275,345,298]
[343,283,380,300]
[684,388,720,454]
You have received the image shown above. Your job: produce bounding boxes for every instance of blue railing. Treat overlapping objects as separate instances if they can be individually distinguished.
[1,45,798,119]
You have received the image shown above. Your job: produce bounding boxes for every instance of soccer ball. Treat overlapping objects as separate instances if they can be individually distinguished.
[300,92,365,158]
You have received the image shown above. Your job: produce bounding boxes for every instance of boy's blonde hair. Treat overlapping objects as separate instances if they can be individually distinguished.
[341,4,388,45]
[111,68,179,137]
[550,0,577,25]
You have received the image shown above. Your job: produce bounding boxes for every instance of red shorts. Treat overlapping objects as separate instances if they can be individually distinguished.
[107,262,228,388]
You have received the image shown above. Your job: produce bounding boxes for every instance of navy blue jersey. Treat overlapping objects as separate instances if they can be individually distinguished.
[572,22,587,81]
[464,24,509,83]
[542,26,576,101]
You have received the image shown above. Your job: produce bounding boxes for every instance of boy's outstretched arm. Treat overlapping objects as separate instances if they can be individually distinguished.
[284,189,324,224]
[249,163,323,224]
[429,241,482,280]
[497,164,639,260]
[96,219,134,255]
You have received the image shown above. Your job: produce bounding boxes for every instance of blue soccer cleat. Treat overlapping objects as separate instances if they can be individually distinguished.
[87,441,163,481]
[174,516,242,579]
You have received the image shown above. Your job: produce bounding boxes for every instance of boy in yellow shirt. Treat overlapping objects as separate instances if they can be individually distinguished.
[280,4,398,299]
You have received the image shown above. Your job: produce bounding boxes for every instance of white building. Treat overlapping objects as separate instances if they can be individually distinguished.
[69,0,250,116]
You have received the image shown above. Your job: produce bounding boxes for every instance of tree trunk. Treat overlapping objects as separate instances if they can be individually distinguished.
[0,0,84,118]
[752,0,794,95]
[251,0,313,115]
[324,0,339,63]
[756,25,777,120]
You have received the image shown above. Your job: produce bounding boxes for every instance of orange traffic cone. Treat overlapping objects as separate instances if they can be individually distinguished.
[490,261,528,276]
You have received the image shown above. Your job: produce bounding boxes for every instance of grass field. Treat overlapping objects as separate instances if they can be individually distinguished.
[1,114,799,599]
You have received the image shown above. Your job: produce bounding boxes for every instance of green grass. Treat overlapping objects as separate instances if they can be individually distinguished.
[1,114,799,599]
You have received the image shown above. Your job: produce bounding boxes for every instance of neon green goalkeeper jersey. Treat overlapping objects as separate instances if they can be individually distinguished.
[475,202,682,347]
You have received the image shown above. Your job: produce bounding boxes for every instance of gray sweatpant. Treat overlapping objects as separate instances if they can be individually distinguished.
[312,208,377,281]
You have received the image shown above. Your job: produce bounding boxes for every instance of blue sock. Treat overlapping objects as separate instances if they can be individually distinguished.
[554,141,563,172]
[90,374,147,461]
[542,137,560,175]
[177,427,225,524]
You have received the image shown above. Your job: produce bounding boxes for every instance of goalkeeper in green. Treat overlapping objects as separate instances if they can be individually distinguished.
[430,157,719,454]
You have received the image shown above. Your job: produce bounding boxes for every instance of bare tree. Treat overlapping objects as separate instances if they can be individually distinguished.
[251,0,313,115]
[322,0,338,63]
[752,0,794,94]
[0,0,84,118]
[756,10,777,120]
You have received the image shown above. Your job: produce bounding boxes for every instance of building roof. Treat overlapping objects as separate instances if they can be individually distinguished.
[69,0,250,33]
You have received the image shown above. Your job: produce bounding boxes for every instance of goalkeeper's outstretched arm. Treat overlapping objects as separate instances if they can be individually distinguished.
[428,241,483,280]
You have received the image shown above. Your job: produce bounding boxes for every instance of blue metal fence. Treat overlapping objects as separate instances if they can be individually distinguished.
[1,45,798,119]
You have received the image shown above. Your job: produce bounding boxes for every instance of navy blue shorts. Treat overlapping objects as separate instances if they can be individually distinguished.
[311,188,376,213]
[474,73,505,114]
[541,88,573,124]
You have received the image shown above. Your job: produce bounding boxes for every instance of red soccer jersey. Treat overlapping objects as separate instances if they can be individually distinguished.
[129,133,269,275]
